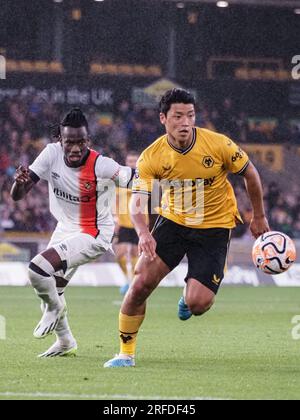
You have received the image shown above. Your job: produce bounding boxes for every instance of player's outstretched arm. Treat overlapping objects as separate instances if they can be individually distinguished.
[242,161,270,238]
[10,165,37,201]
[130,192,156,261]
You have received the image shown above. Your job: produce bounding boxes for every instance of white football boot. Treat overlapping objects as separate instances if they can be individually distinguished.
[38,338,77,358]
[37,298,77,357]
[33,304,66,339]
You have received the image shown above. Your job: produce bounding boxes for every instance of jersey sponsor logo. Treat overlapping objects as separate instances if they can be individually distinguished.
[53,188,91,203]
[231,148,244,162]
[203,177,215,187]
[168,177,216,188]
[202,156,215,168]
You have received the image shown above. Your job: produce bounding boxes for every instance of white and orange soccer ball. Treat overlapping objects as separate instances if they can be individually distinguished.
[252,231,296,275]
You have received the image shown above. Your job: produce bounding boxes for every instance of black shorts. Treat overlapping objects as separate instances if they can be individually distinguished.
[117,227,139,245]
[152,217,231,294]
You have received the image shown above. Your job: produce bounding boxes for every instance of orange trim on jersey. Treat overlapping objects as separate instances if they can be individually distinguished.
[79,149,100,238]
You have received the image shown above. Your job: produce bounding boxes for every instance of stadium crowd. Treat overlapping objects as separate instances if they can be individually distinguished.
[1,95,300,238]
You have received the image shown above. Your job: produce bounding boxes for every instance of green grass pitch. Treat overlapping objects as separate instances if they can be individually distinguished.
[0,286,300,400]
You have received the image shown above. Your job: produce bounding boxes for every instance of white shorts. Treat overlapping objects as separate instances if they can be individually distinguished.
[47,224,114,281]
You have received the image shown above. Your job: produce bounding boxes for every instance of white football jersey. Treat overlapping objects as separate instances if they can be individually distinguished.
[29,143,132,237]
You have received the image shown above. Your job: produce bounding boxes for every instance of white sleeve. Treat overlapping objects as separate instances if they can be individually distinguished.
[29,144,54,181]
[96,157,133,187]
[117,166,134,188]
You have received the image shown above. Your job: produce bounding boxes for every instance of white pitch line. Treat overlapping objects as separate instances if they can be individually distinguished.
[0,392,227,400]
[112,300,123,305]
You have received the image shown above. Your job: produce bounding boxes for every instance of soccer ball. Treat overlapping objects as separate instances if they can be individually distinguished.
[252,231,296,275]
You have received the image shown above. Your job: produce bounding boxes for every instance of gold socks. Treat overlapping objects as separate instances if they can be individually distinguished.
[119,312,145,356]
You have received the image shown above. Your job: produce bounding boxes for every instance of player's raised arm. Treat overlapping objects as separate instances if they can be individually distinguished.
[11,140,53,202]
[10,165,38,201]
[242,161,270,238]
[130,192,156,261]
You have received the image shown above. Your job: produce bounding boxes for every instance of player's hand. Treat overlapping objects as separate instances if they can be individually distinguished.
[250,215,270,239]
[138,231,157,261]
[14,165,30,185]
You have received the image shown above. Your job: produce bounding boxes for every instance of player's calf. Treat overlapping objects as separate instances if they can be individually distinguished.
[29,254,62,310]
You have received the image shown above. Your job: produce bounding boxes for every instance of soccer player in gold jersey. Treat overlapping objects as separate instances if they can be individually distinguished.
[104,89,270,367]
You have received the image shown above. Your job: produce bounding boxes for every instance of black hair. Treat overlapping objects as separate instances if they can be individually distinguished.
[50,108,89,140]
[50,123,61,140]
[159,88,196,115]
[61,107,89,130]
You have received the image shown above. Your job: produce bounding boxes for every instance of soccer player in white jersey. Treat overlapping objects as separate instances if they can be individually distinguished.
[11,108,133,357]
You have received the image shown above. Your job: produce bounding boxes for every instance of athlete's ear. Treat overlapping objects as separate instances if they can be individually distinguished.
[160,113,166,125]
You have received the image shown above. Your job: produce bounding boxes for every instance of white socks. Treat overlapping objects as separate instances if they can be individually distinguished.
[55,293,76,345]
[29,255,62,311]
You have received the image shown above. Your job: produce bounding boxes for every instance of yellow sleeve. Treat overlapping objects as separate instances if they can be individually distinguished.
[221,136,250,174]
[132,152,155,195]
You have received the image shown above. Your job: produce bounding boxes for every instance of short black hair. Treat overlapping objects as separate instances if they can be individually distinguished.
[61,108,89,131]
[159,88,196,115]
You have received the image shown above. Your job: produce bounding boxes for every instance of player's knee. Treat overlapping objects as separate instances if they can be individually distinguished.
[187,296,215,316]
[28,254,53,286]
[129,272,152,303]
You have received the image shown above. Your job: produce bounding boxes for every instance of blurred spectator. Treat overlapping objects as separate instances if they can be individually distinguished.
[265,182,281,211]
[247,122,269,143]
[217,98,240,139]
[291,125,300,145]
[272,119,292,143]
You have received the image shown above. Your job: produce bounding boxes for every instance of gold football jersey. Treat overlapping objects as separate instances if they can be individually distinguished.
[132,127,249,229]
[116,187,134,229]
